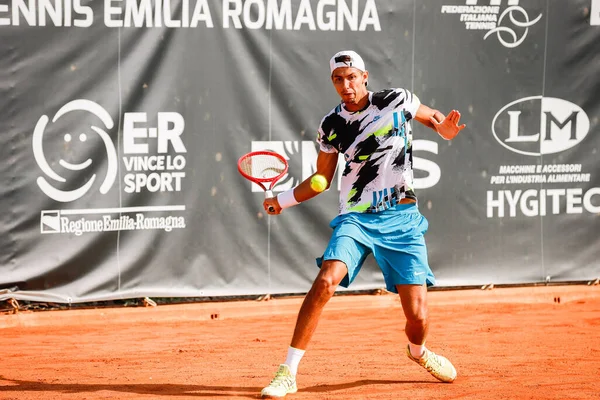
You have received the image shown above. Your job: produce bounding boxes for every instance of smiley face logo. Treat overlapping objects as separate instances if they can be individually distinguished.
[33,99,118,202]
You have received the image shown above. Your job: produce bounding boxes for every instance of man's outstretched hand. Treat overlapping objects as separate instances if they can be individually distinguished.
[430,110,466,140]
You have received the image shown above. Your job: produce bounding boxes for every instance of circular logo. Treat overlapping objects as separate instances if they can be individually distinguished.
[484,6,543,48]
[33,99,118,202]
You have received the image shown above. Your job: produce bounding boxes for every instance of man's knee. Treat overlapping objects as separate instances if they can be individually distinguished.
[312,276,337,299]
[401,295,428,323]
[311,260,347,297]
[405,306,428,325]
[397,284,429,323]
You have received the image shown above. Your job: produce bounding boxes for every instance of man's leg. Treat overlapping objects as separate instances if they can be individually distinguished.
[290,259,348,349]
[261,260,348,398]
[396,283,429,351]
[397,283,457,383]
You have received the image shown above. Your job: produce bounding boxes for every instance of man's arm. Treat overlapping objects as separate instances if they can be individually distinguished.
[264,150,338,214]
[414,104,445,129]
[291,150,338,203]
[414,104,466,140]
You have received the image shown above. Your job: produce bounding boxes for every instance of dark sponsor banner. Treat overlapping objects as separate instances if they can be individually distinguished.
[0,0,598,302]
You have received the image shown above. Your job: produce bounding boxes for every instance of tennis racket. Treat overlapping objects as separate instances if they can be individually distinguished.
[237,150,289,213]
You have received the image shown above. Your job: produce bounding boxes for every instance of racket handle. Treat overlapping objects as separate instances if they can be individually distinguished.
[265,190,275,213]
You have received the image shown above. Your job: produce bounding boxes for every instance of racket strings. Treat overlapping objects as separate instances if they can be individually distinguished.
[240,154,287,180]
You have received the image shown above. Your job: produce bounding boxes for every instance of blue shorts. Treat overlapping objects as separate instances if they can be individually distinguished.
[316,203,435,293]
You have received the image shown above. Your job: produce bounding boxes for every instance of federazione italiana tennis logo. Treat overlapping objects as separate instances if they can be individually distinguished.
[34,99,187,235]
[440,0,542,48]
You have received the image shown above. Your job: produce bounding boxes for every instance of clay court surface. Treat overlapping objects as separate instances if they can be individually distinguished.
[1,285,599,400]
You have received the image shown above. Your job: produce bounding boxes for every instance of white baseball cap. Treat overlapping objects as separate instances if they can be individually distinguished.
[329,50,366,75]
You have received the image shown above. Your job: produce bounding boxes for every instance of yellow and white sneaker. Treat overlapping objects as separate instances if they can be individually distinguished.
[406,345,457,383]
[261,364,298,398]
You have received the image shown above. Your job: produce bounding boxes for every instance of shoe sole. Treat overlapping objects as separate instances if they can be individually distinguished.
[261,387,298,398]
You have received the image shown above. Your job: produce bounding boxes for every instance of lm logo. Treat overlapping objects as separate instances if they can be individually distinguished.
[492,96,590,156]
[33,99,118,203]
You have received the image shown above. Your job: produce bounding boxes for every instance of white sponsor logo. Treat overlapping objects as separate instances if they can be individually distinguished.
[440,0,542,48]
[592,0,600,25]
[0,0,94,27]
[33,100,188,200]
[34,100,188,234]
[0,0,381,31]
[40,210,61,233]
[220,0,380,31]
[33,99,118,203]
[487,188,600,218]
[486,162,599,218]
[40,210,186,235]
[250,140,442,192]
[489,164,591,185]
[492,96,590,156]
[122,112,187,193]
[487,96,596,218]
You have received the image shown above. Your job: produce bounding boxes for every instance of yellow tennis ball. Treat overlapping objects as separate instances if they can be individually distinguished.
[310,174,328,192]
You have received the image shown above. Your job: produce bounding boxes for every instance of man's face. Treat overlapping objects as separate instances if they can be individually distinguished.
[331,67,369,105]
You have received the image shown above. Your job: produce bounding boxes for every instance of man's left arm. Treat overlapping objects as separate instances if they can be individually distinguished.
[414,104,466,140]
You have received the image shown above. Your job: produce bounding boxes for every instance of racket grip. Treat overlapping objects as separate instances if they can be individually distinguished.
[265,190,275,213]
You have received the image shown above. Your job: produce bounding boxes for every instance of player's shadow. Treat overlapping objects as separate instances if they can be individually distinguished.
[303,379,438,392]
[0,377,259,398]
[0,376,435,398]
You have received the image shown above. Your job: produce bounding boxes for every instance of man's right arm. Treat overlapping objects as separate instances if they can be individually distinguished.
[292,150,338,203]
[264,150,338,214]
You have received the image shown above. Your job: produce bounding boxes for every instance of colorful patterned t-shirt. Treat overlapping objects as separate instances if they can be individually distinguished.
[317,88,421,214]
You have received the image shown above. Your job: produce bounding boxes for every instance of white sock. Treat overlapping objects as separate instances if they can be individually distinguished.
[284,346,305,376]
[408,342,426,358]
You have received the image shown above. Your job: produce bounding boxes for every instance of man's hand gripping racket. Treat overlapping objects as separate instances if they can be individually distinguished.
[238,151,289,214]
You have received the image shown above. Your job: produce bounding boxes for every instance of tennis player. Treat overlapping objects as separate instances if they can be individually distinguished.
[261,50,465,398]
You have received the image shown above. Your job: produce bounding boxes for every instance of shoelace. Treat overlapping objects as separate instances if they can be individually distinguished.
[269,372,293,387]
[422,352,444,372]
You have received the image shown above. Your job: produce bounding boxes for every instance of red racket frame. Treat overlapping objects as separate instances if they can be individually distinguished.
[237,151,289,212]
